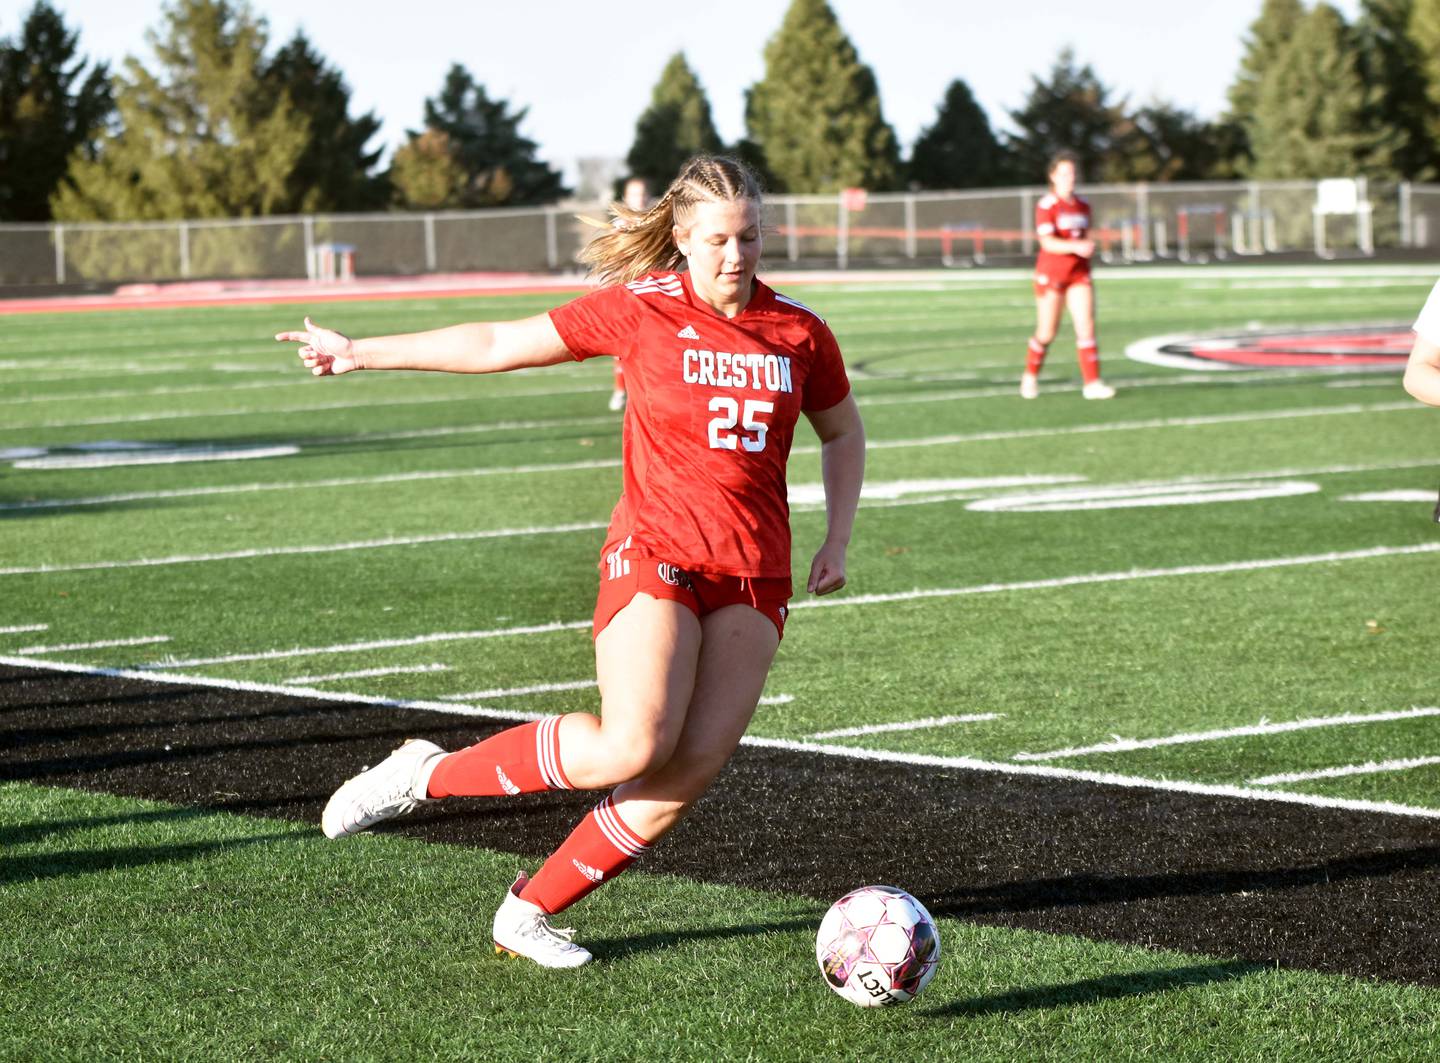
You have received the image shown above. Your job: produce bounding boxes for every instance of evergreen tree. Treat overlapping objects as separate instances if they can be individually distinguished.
[1227,0,1306,121]
[1246,2,1398,178]
[743,0,902,192]
[908,79,1009,189]
[265,31,386,211]
[52,0,310,221]
[0,1,111,221]
[1223,0,1307,173]
[625,53,723,191]
[1355,0,1430,178]
[404,63,567,208]
[1107,103,1238,182]
[1005,48,1125,183]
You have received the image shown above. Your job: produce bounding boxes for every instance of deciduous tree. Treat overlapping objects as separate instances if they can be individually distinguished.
[52,0,309,221]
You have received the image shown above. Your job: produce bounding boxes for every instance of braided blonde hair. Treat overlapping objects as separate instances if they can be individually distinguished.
[581,155,763,286]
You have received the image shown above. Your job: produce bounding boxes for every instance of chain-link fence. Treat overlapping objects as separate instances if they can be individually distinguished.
[4,179,1437,288]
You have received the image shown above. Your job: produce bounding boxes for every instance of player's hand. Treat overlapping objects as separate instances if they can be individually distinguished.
[807,540,848,595]
[274,316,360,376]
[1073,238,1096,259]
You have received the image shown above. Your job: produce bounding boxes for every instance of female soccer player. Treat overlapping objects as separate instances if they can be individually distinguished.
[1404,278,1440,406]
[275,155,865,968]
[1021,151,1115,401]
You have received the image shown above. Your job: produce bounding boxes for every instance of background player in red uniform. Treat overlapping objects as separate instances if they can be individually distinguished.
[1021,152,1115,401]
[275,155,865,968]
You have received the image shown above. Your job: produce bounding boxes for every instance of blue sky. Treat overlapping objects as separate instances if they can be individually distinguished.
[2,0,1363,175]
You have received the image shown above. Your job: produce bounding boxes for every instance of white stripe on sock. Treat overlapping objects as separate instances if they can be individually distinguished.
[537,716,570,790]
[594,797,648,857]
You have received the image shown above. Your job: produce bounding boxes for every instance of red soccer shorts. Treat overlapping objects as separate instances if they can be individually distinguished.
[1034,257,1092,297]
[593,540,791,640]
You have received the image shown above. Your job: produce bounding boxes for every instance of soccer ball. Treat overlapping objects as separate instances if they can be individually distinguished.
[815,885,940,1007]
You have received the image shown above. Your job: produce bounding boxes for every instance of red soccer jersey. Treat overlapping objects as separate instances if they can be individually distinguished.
[549,271,851,578]
[1035,193,1092,277]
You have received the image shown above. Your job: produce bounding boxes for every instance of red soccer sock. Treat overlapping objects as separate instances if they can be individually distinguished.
[519,795,652,914]
[1078,340,1100,384]
[1025,337,1048,375]
[426,716,572,798]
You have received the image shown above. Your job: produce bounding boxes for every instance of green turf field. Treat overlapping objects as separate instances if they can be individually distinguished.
[4,263,1440,1055]
[5,784,1440,1060]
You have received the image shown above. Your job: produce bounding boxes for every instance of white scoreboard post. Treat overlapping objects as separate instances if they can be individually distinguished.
[1313,178,1373,259]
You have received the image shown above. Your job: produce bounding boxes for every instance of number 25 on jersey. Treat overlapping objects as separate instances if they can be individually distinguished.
[708,397,773,452]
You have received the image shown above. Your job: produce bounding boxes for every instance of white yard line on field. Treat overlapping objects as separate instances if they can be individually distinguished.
[853,367,1398,408]
[1013,706,1440,762]
[16,446,299,470]
[107,539,1440,669]
[788,541,1440,613]
[138,620,593,670]
[0,520,608,577]
[6,406,1426,518]
[0,379,313,405]
[439,678,597,701]
[0,379,614,406]
[0,459,623,512]
[9,400,620,431]
[739,735,1440,821]
[5,651,1438,822]
[283,663,451,685]
[1250,756,1440,786]
[793,401,1421,457]
[811,713,1002,739]
[13,635,170,654]
[0,623,49,634]
[1340,490,1437,503]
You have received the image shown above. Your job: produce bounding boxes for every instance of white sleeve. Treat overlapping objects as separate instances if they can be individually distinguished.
[1413,279,1440,343]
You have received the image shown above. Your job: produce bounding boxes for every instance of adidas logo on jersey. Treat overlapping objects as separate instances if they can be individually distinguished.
[677,324,699,340]
[572,859,604,883]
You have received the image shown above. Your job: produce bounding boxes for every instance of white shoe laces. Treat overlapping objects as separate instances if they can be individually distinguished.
[520,913,578,946]
[353,765,419,820]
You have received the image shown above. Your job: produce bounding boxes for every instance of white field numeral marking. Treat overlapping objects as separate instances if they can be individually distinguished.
[708,398,773,452]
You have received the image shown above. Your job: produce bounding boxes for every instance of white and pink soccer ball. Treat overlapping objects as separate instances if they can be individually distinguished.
[815,885,940,1006]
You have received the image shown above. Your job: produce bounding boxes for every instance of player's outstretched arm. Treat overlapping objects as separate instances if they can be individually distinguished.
[275,312,573,377]
[804,393,865,595]
[1403,334,1440,407]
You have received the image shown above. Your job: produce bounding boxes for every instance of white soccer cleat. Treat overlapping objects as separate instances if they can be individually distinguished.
[1019,372,1039,399]
[321,738,447,839]
[608,389,627,412]
[492,872,593,968]
[1082,380,1116,400]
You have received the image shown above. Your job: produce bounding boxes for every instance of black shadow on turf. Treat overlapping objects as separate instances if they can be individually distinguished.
[922,959,1264,1018]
